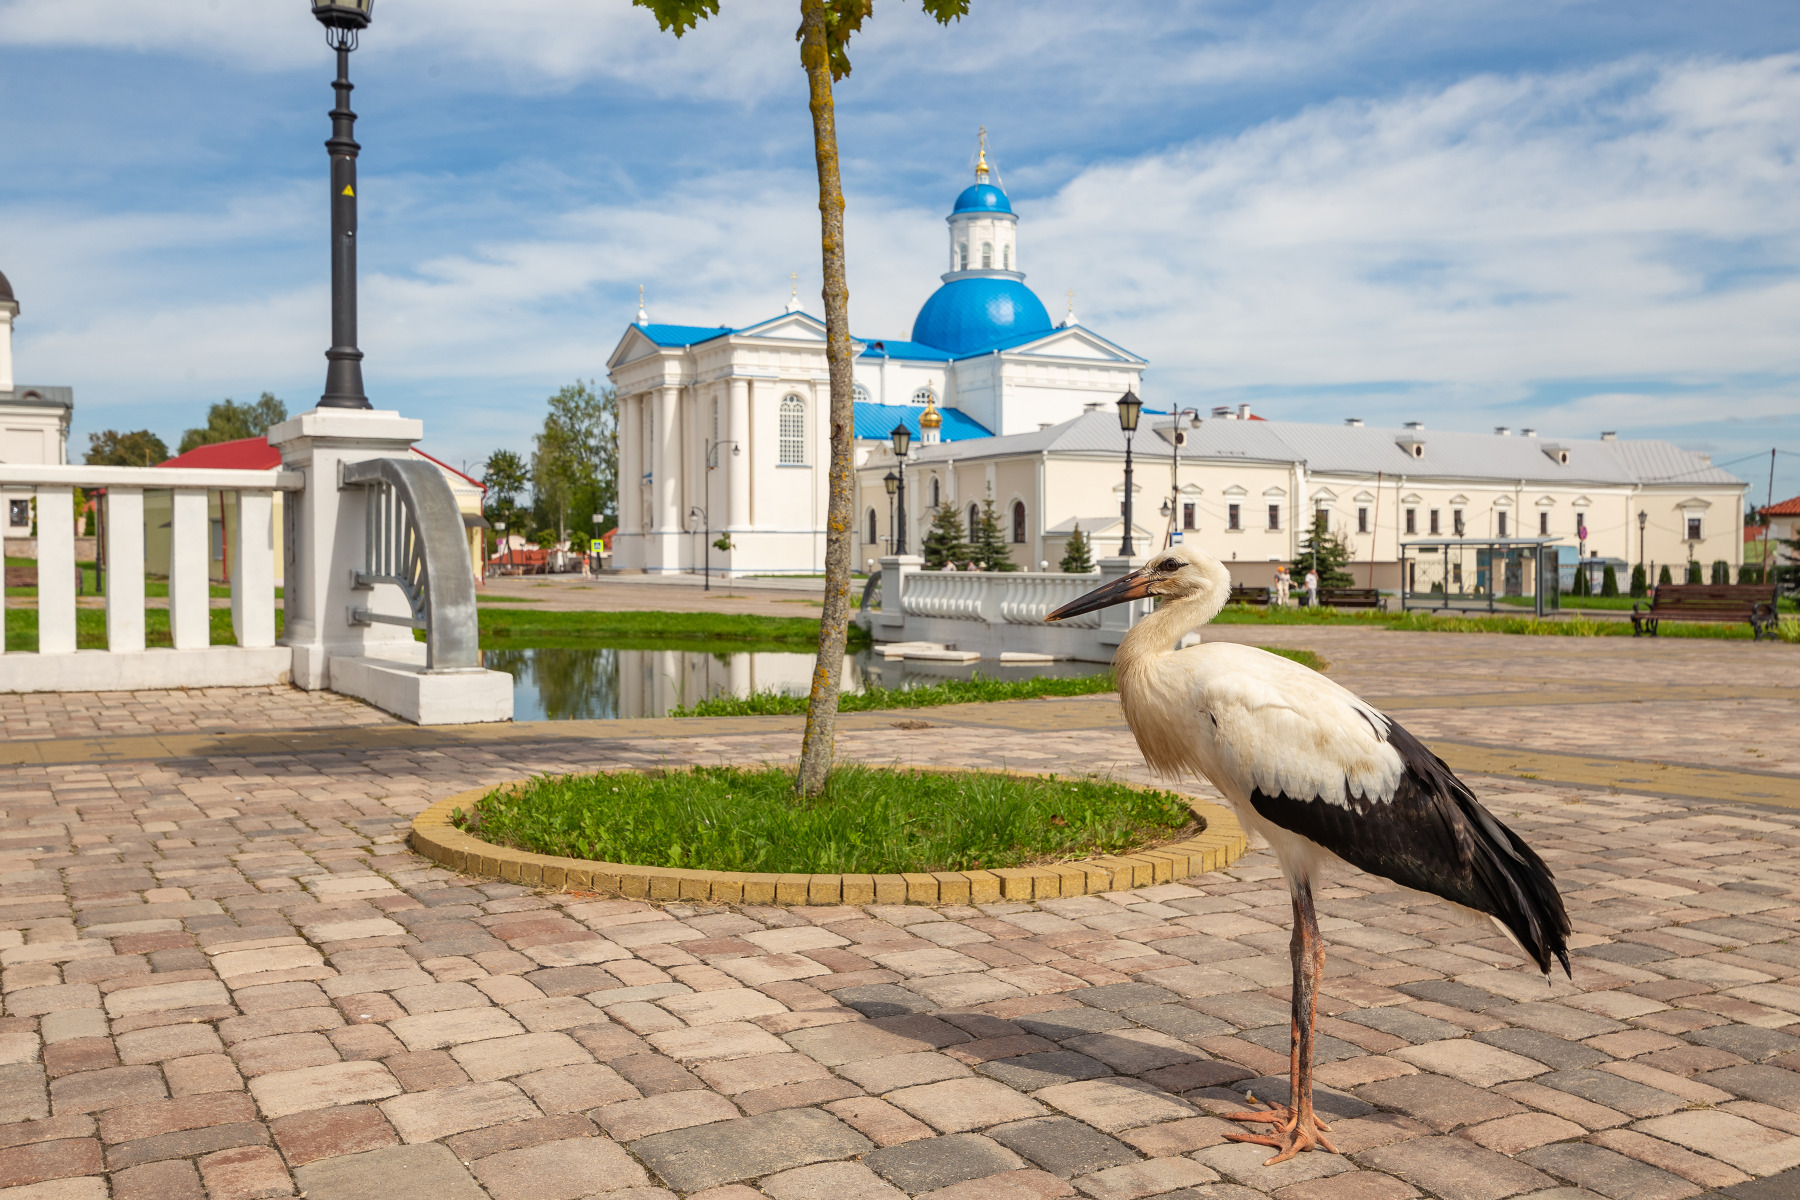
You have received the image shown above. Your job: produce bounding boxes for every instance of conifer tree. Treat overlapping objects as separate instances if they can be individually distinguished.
[1060,523,1095,573]
[921,504,971,570]
[1571,563,1589,597]
[1686,560,1703,584]
[1659,563,1673,585]
[1298,513,1355,591]
[969,497,1016,572]
[1631,564,1647,597]
[1710,559,1729,585]
[1601,564,1619,597]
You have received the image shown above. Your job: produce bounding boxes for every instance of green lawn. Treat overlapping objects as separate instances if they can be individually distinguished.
[478,607,869,649]
[1214,603,1799,641]
[459,765,1195,875]
[5,558,262,600]
[2,607,280,652]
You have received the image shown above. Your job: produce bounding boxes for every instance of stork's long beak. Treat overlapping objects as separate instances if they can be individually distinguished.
[1046,569,1154,621]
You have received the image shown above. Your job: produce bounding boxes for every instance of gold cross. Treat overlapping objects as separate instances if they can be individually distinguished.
[790,271,798,298]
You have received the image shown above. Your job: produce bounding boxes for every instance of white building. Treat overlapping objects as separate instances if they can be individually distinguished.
[0,269,74,543]
[605,149,1146,575]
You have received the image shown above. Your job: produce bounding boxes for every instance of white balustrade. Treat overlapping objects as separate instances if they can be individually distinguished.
[0,463,299,691]
[997,572,1103,628]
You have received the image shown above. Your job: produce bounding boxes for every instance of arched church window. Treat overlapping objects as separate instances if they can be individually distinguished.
[958,243,968,271]
[930,478,940,508]
[867,508,877,545]
[967,503,979,540]
[981,242,993,269]
[1003,244,1011,270]
[1011,501,1026,543]
[852,383,870,404]
[910,387,934,406]
[778,396,805,465]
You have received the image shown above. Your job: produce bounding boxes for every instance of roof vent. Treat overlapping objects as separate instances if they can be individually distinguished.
[1522,428,1537,438]
[1038,423,1052,431]
[1404,421,1424,430]
[1211,405,1235,419]
[1345,418,1363,427]
[1238,403,1253,420]
[1495,426,1510,436]
[1397,434,1426,459]
[1696,453,1712,466]
[1083,401,1102,412]
[1542,444,1570,466]
[1600,431,1617,441]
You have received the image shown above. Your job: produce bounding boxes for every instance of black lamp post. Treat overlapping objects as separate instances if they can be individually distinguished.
[1116,391,1142,555]
[310,0,375,409]
[1638,509,1648,585]
[883,471,899,552]
[890,424,912,554]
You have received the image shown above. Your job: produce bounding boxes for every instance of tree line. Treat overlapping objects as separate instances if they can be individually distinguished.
[84,393,290,466]
[480,381,618,552]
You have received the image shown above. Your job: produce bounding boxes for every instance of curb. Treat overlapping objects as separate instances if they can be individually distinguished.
[409,773,1250,906]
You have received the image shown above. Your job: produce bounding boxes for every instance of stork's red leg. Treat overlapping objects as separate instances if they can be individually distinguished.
[1223,876,1339,1163]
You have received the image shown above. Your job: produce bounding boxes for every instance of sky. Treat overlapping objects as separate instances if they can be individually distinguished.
[2,0,1798,505]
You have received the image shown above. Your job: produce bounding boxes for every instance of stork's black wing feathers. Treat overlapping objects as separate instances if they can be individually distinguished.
[1248,715,1571,977]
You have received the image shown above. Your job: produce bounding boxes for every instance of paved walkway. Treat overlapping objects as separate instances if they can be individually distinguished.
[2,629,1799,1200]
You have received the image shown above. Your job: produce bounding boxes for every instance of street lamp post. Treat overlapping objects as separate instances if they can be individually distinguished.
[1638,509,1648,590]
[1115,391,1143,556]
[309,0,377,410]
[1162,406,1201,548]
[883,471,899,553]
[494,520,508,574]
[700,439,739,591]
[890,424,912,554]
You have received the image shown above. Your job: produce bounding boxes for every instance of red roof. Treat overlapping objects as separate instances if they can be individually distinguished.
[1765,495,1800,517]
[1746,524,1769,541]
[157,436,281,470]
[411,446,486,491]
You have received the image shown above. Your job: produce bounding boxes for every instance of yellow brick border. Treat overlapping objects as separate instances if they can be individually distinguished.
[409,771,1249,906]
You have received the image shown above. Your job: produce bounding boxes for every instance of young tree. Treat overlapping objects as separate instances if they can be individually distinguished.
[1710,559,1730,585]
[921,502,971,570]
[1659,563,1674,585]
[532,381,617,546]
[86,430,168,466]
[482,449,530,543]
[968,495,1016,572]
[1601,564,1619,597]
[1571,562,1589,597]
[178,393,286,453]
[1060,522,1094,573]
[1685,560,1703,584]
[1297,513,1355,591]
[1631,563,1648,597]
[634,0,972,798]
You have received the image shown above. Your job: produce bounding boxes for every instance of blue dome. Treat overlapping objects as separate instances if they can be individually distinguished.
[911,277,1053,355]
[952,183,1013,215]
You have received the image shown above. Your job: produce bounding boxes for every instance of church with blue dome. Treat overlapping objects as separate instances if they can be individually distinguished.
[605,140,1146,575]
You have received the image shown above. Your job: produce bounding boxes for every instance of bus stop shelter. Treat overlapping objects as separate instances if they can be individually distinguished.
[1399,536,1563,618]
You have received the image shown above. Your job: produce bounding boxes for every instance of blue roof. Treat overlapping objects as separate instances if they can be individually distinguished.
[637,322,733,347]
[952,183,1013,215]
[856,339,952,362]
[911,277,1053,356]
[853,402,992,443]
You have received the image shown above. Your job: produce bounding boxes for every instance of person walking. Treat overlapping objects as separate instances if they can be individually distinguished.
[1274,566,1291,608]
[1304,565,1319,608]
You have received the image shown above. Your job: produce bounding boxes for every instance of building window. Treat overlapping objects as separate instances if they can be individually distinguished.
[852,383,870,404]
[1538,511,1549,536]
[1405,508,1416,535]
[910,386,934,406]
[1011,502,1026,543]
[867,508,877,545]
[967,504,980,540]
[1497,511,1508,538]
[1003,244,1012,270]
[1315,505,1329,529]
[1575,511,1586,537]
[778,395,805,465]
[981,242,993,269]
[1452,509,1465,536]
[929,478,940,508]
[1182,502,1195,531]
[958,243,968,270]
[1429,509,1440,535]
[1357,507,1369,534]
[1267,504,1280,531]
[7,499,27,528]
[1228,504,1241,531]
[1687,516,1703,541]
[1452,562,1463,585]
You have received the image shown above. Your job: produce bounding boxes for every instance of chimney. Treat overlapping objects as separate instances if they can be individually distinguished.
[1404,421,1424,431]
[1083,401,1102,412]
[1494,426,1510,436]
[1522,428,1536,437]
[1211,405,1234,419]
[1600,431,1617,441]
[1238,403,1252,420]
[1345,418,1363,427]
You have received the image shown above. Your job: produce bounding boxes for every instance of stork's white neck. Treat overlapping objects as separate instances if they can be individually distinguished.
[1114,586,1228,685]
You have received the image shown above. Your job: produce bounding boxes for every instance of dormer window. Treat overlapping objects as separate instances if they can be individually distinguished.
[1542,444,1570,466]
[981,242,993,269]
[910,386,935,406]
[1397,436,1425,459]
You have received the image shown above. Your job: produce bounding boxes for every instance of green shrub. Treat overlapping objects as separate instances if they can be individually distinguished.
[1601,565,1618,597]
[1659,564,1674,585]
[1631,564,1647,597]
[1711,560,1730,585]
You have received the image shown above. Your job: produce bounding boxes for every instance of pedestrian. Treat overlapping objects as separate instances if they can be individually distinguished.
[1304,565,1319,608]
[1274,566,1291,608]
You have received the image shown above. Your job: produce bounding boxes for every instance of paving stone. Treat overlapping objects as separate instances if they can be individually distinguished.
[630,1106,872,1192]
[195,1144,294,1200]
[831,985,939,1018]
[887,1076,1050,1132]
[470,1136,650,1200]
[839,1051,972,1093]
[46,1066,165,1116]
[979,1051,1116,1091]
[1458,1112,1586,1154]
[292,1143,486,1200]
[0,1137,102,1190]
[1354,1075,1525,1132]
[1634,1109,1800,1175]
[1196,1140,1356,1191]
[1697,1064,1800,1108]
[1723,1166,1800,1200]
[1036,1079,1196,1133]
[104,1119,270,1171]
[594,1090,740,1140]
[386,1007,525,1051]
[446,1031,590,1082]
[269,1103,399,1166]
[1120,1005,1236,1044]
[1472,1030,1608,1071]
[1072,984,1183,1012]
[1518,1143,1700,1200]
[988,1116,1141,1178]
[111,1158,204,1200]
[1389,1040,1549,1086]
[864,1132,1028,1192]
[249,1060,402,1119]
[378,1081,539,1143]
[823,1096,937,1146]
[1357,1135,1555,1200]
[1065,1029,1201,1074]
[1017,1009,1136,1041]
[231,1033,341,1078]
[1687,1025,1800,1062]
[1072,1157,1219,1200]
[758,1160,906,1200]
[1533,1070,1684,1118]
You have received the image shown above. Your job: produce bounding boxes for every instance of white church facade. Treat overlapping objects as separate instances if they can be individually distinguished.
[0,269,75,545]
[605,149,1146,575]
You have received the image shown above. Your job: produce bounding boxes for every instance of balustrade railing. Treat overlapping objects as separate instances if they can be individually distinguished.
[0,463,299,670]
[898,569,1104,628]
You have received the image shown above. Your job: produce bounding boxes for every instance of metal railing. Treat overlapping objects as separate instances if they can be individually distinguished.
[341,457,479,670]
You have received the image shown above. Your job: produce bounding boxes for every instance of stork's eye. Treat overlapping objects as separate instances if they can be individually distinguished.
[1158,558,1180,572]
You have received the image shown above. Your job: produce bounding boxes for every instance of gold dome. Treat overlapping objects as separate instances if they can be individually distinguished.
[920,398,942,428]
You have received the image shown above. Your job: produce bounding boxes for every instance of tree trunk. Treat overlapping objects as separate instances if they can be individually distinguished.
[794,0,856,799]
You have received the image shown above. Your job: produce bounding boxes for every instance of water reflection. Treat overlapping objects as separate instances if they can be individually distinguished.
[482,646,1103,722]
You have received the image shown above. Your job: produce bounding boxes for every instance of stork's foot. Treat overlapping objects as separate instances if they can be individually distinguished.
[1222,1093,1338,1165]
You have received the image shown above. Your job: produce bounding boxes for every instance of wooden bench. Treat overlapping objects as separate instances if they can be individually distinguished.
[1229,585,1271,606]
[1320,587,1382,610]
[1631,584,1780,640]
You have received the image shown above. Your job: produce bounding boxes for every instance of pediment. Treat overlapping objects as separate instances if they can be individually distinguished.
[1535,495,1556,508]
[1262,486,1287,498]
[1678,496,1713,510]
[736,313,827,342]
[1311,487,1339,502]
[1353,491,1375,503]
[1005,325,1144,363]
[1223,485,1248,497]
[1449,494,1470,506]
[606,325,667,370]
[1400,493,1423,505]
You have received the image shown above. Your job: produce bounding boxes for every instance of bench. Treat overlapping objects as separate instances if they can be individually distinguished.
[1319,587,1382,610]
[1631,584,1779,640]
[1229,585,1271,606]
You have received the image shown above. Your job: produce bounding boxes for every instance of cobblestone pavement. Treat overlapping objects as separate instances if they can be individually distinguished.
[2,629,1800,1200]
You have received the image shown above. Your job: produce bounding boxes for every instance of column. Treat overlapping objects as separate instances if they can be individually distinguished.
[233,490,275,648]
[617,393,641,565]
[170,489,210,649]
[36,486,76,655]
[727,378,750,535]
[649,385,680,570]
[104,488,145,653]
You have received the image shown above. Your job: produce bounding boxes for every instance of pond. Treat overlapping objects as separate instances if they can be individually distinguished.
[482,646,1102,721]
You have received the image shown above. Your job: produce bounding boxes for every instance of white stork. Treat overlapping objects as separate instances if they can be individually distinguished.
[1048,544,1569,1163]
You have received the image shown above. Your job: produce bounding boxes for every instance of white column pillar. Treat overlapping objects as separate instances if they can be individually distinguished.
[233,490,275,648]
[36,486,76,654]
[652,385,681,570]
[169,488,210,650]
[727,378,750,535]
[616,394,640,567]
[104,488,145,654]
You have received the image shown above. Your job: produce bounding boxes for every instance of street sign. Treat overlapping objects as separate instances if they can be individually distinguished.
[590,539,603,555]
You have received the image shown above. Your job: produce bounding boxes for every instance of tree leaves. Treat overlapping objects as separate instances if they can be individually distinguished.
[632,0,968,80]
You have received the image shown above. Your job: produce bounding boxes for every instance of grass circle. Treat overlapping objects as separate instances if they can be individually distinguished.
[455,766,1198,876]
